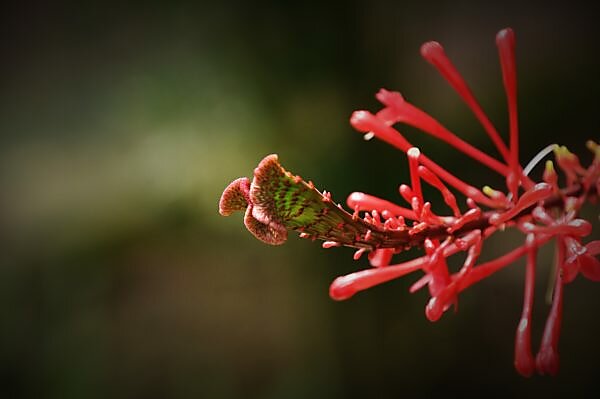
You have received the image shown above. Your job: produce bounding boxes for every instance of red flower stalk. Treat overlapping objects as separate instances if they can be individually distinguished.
[219,28,600,376]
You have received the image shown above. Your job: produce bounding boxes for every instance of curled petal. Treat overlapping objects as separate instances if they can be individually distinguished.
[244,205,288,245]
[219,177,251,216]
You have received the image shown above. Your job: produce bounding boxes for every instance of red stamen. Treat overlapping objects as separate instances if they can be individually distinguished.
[426,233,482,321]
[347,192,417,220]
[535,262,564,376]
[419,202,443,226]
[409,221,428,235]
[458,234,553,292]
[521,218,592,238]
[466,198,478,209]
[496,28,521,200]
[408,147,424,206]
[448,230,482,253]
[351,111,497,207]
[418,165,461,216]
[409,273,431,293]
[370,210,382,228]
[368,248,394,267]
[420,41,511,164]
[582,156,600,191]
[459,232,483,276]
[425,284,454,322]
[483,185,510,207]
[331,231,482,301]
[329,256,428,300]
[396,216,406,228]
[514,235,537,377]
[383,217,398,230]
[447,208,481,234]
[399,184,415,206]
[425,240,453,298]
[376,89,510,176]
[554,146,587,187]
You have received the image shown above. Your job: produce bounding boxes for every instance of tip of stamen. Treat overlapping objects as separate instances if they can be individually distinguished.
[586,140,600,158]
[536,347,560,376]
[353,248,367,260]
[407,147,421,158]
[329,275,358,300]
[553,145,572,159]
[350,110,375,132]
[496,28,515,47]
[347,192,365,210]
[420,41,445,63]
[376,88,404,106]
[425,297,445,322]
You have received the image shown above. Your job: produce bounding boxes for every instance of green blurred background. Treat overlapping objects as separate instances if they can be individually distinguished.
[1,1,599,398]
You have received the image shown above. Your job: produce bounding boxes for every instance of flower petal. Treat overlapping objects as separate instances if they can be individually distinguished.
[579,254,600,282]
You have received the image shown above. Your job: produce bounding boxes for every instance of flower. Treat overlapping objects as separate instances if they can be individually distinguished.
[219,28,600,376]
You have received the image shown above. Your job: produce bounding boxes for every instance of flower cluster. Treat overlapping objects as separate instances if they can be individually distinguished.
[219,28,600,376]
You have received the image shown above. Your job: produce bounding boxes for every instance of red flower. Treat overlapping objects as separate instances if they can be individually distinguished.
[219,28,600,376]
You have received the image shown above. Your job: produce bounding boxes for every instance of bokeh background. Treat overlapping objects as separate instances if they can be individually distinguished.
[1,1,599,398]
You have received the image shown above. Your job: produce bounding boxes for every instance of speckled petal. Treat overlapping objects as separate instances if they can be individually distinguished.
[219,177,250,216]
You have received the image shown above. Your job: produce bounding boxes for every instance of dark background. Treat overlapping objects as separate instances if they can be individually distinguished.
[1,1,599,398]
